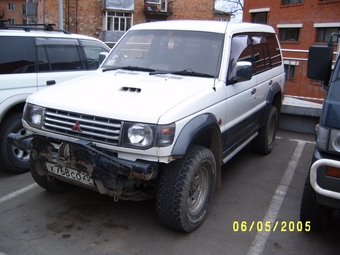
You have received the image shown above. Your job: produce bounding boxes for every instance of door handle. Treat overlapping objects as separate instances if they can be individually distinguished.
[46,80,56,85]
[251,88,257,95]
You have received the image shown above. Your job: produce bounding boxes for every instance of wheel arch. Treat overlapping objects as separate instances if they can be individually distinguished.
[261,82,282,125]
[171,113,223,186]
[0,94,29,123]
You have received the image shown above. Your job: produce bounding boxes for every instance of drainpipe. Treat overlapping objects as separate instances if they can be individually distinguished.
[59,0,63,30]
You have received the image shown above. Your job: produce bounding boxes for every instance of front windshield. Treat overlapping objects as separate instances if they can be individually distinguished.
[102,30,224,77]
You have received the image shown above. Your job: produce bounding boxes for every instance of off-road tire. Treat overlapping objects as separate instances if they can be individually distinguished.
[252,105,278,155]
[31,161,75,193]
[0,112,30,174]
[156,145,216,232]
[300,171,332,231]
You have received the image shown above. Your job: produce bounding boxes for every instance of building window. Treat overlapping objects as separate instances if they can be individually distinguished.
[284,64,296,80]
[282,0,302,4]
[8,3,15,11]
[8,19,15,25]
[22,4,26,15]
[316,27,340,42]
[279,28,300,42]
[252,12,267,24]
[106,12,132,32]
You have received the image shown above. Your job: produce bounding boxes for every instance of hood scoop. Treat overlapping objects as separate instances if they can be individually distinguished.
[120,87,142,93]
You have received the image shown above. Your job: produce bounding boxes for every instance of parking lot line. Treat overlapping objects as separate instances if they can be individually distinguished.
[0,183,38,205]
[247,140,306,255]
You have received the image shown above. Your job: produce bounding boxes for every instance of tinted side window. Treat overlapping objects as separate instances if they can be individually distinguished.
[81,40,109,70]
[41,45,82,71]
[229,33,282,79]
[0,36,35,74]
[266,34,282,68]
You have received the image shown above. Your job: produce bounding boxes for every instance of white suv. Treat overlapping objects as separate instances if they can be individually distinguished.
[0,23,110,174]
[10,21,285,232]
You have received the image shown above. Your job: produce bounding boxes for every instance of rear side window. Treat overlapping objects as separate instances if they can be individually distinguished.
[229,32,282,78]
[0,36,35,74]
[36,38,83,72]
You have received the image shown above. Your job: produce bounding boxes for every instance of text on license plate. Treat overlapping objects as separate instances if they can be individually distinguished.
[46,162,94,186]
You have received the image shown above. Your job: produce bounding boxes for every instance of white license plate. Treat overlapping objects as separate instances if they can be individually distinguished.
[46,162,94,186]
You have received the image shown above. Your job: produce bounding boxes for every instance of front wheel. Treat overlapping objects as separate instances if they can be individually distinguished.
[300,171,332,230]
[252,105,278,155]
[0,112,30,174]
[156,145,216,232]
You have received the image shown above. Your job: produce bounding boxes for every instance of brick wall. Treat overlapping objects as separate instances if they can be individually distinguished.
[36,0,218,38]
[243,0,340,53]
[0,0,26,24]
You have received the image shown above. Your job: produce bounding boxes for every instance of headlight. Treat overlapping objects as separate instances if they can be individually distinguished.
[23,104,44,129]
[316,125,340,153]
[329,129,340,152]
[122,122,175,149]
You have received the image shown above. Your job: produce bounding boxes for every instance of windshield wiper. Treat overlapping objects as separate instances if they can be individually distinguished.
[150,69,214,78]
[102,66,155,72]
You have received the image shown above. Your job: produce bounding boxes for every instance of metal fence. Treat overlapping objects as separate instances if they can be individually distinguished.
[282,49,338,103]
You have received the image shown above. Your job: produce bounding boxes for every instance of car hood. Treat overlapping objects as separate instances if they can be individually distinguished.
[27,70,214,124]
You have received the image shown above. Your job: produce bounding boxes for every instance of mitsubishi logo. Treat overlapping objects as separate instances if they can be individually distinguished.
[72,120,81,132]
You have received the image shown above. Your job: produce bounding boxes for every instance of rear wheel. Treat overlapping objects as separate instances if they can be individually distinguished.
[0,112,30,174]
[156,145,216,232]
[31,161,75,193]
[252,105,278,155]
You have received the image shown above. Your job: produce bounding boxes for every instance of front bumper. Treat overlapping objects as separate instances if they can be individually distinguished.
[8,133,157,181]
[310,148,340,209]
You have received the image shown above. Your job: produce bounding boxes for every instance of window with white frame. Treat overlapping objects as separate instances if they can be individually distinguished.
[8,3,15,11]
[250,8,270,25]
[105,12,132,32]
[8,19,15,25]
[277,24,303,42]
[314,23,340,43]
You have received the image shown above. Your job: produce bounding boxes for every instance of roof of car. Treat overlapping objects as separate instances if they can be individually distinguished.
[0,28,105,42]
[130,20,276,35]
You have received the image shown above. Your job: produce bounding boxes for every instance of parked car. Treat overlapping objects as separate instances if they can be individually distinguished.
[0,22,110,174]
[9,20,285,232]
[300,32,340,230]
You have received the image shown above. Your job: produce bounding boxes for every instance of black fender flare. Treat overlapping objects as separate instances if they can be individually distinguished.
[171,113,221,157]
[260,82,282,125]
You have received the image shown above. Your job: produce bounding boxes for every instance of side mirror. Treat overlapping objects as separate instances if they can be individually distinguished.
[99,52,109,66]
[229,61,252,84]
[307,45,333,86]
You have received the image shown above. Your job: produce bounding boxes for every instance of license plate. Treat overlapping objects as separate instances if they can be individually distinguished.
[46,162,94,186]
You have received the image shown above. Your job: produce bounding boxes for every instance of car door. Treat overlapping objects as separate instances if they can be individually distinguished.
[36,38,89,90]
[224,33,259,153]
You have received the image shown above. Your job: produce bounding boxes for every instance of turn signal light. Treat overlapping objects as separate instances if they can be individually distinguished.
[326,166,340,178]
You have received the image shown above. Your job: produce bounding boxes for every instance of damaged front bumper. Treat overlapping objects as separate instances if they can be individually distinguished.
[8,133,158,200]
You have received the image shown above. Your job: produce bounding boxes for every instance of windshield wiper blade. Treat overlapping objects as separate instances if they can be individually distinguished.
[102,66,155,72]
[150,69,214,78]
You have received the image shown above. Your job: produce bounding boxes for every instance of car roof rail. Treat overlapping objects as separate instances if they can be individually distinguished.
[0,20,71,34]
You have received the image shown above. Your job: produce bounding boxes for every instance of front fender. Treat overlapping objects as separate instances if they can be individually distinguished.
[171,113,220,156]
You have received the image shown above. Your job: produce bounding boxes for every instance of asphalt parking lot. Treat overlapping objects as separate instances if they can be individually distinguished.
[1,130,340,255]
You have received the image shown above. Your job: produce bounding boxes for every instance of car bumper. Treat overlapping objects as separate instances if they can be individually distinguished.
[311,148,340,209]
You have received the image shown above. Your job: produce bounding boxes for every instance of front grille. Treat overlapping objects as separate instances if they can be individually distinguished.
[42,108,122,146]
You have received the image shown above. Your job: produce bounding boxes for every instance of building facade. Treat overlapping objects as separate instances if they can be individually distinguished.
[1,1,230,44]
[243,0,340,101]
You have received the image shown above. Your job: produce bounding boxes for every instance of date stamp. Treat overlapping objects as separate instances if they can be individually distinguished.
[232,221,311,232]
